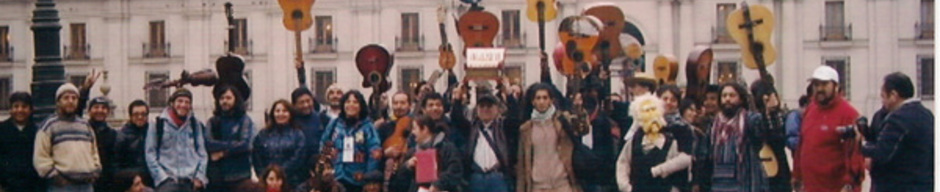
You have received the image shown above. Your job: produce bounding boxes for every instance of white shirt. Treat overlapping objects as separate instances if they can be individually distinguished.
[473,121,499,171]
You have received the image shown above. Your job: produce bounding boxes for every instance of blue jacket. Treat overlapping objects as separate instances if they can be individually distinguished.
[785,109,803,151]
[862,100,934,191]
[294,112,324,165]
[321,118,381,186]
[251,124,306,187]
[145,109,208,185]
[205,114,254,182]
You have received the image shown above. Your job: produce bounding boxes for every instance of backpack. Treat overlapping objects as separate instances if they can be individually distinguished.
[154,116,199,160]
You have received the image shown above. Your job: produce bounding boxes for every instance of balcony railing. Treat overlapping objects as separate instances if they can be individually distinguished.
[916,21,934,40]
[143,42,171,58]
[819,24,853,41]
[225,40,253,56]
[712,26,734,44]
[64,44,90,60]
[396,35,424,52]
[0,45,11,62]
[497,33,527,49]
[309,37,338,53]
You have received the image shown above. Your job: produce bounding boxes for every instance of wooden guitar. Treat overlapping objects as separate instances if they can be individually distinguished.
[457,5,499,49]
[583,4,625,59]
[557,15,602,77]
[214,2,252,100]
[525,0,558,83]
[727,2,779,177]
[438,5,456,71]
[278,0,315,87]
[652,54,679,85]
[355,45,393,119]
[685,46,714,103]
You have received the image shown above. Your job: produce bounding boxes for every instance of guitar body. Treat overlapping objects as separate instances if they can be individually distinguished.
[437,6,456,70]
[583,4,625,58]
[457,10,499,48]
[278,0,315,31]
[759,143,779,177]
[652,54,679,85]
[525,0,558,22]
[726,4,776,70]
[355,44,393,88]
[214,3,251,100]
[558,15,602,77]
[685,46,713,102]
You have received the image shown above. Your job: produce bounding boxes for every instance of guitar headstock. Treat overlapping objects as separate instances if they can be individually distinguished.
[437,4,447,24]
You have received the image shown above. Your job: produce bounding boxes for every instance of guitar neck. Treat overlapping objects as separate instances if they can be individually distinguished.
[294,30,307,87]
[741,5,774,85]
[439,22,448,45]
[537,2,551,83]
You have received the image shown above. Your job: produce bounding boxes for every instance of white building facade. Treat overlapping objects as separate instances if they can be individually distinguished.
[0,0,933,122]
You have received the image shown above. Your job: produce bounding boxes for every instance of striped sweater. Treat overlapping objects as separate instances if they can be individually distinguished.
[33,115,102,181]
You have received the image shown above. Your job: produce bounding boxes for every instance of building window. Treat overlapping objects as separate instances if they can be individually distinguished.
[68,74,87,88]
[398,13,421,51]
[918,56,934,100]
[66,23,89,60]
[919,0,934,39]
[314,16,335,53]
[714,3,736,43]
[145,21,168,58]
[312,68,336,102]
[715,61,739,84]
[0,77,10,111]
[0,26,10,61]
[503,65,524,85]
[824,58,851,98]
[822,1,850,40]
[232,18,250,55]
[147,72,170,109]
[400,67,422,95]
[502,10,523,48]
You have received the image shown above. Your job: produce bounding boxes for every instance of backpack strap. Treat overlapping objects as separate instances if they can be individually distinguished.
[155,116,164,160]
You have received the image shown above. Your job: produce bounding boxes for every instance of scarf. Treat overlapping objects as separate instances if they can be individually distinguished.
[712,110,745,163]
[529,105,556,121]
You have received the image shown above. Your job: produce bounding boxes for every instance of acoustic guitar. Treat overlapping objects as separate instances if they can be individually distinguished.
[355,44,393,120]
[685,46,713,103]
[557,15,602,77]
[438,5,456,71]
[727,2,779,177]
[583,4,625,59]
[652,54,679,85]
[457,6,499,49]
[278,0,315,87]
[214,2,251,100]
[525,0,558,83]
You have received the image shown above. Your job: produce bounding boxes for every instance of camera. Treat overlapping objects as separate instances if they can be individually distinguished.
[837,125,856,139]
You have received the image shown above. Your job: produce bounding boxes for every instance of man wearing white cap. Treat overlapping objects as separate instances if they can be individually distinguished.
[792,66,865,192]
[34,83,102,192]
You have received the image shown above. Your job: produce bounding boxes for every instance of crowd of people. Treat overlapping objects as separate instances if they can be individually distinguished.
[0,65,933,192]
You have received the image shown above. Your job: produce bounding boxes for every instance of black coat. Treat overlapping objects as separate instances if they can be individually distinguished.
[113,122,150,175]
[862,101,934,191]
[90,121,118,192]
[0,118,44,192]
[394,134,465,192]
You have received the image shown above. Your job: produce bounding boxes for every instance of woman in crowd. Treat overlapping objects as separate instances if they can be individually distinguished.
[261,165,289,192]
[516,83,580,192]
[321,91,382,192]
[393,114,464,192]
[253,100,308,189]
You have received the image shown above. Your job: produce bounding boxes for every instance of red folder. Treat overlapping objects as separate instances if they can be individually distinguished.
[415,149,439,184]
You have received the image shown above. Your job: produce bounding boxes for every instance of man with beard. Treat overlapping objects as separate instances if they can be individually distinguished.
[0,92,44,192]
[145,88,208,192]
[709,83,768,191]
[423,92,470,151]
[793,66,864,192]
[320,84,345,127]
[87,97,119,192]
[113,100,153,187]
[205,85,255,191]
[860,72,933,191]
[34,83,102,191]
[291,87,325,185]
[749,79,791,192]
[378,92,413,143]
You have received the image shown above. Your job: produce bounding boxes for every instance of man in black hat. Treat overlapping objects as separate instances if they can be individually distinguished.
[464,93,518,192]
[0,92,45,192]
[204,85,255,191]
[87,96,119,192]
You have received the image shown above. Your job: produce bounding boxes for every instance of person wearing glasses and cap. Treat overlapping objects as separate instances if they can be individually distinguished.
[792,66,864,192]
[87,96,119,192]
[465,93,519,192]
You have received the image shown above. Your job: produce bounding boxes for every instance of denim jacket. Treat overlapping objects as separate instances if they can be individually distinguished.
[321,118,381,186]
[145,109,208,185]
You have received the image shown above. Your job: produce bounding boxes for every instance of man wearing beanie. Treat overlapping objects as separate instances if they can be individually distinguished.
[320,84,345,127]
[205,85,255,191]
[290,87,324,184]
[145,88,208,192]
[0,92,45,192]
[87,96,118,192]
[34,83,102,192]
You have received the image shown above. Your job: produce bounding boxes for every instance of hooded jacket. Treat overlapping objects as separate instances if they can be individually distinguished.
[144,108,208,186]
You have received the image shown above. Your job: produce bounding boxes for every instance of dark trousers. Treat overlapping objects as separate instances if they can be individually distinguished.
[156,179,197,192]
[206,178,251,192]
[468,171,511,192]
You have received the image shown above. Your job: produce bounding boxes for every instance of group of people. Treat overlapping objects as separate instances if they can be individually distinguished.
[0,64,933,192]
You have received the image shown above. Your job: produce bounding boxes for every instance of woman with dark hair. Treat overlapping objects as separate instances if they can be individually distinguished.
[392,114,464,192]
[261,165,290,192]
[320,91,382,192]
[517,83,580,192]
[253,100,307,189]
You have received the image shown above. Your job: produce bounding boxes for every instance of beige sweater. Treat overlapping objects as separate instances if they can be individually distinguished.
[33,116,102,180]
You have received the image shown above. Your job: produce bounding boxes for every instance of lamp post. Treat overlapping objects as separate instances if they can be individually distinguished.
[30,0,66,121]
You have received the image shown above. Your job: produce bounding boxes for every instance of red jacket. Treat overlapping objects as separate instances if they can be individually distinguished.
[794,96,865,192]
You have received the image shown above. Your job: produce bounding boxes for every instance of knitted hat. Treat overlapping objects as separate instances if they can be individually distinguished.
[56,83,80,99]
[168,88,193,103]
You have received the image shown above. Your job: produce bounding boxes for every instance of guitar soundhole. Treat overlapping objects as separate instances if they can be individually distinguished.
[470,25,487,31]
[292,10,304,20]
